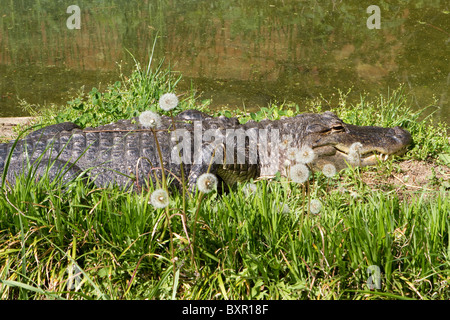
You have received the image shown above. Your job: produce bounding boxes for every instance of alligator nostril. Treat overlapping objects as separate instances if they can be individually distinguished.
[393,126,404,134]
[390,126,412,145]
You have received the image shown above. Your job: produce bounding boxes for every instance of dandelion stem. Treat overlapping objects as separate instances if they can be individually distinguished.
[169,109,192,272]
[170,110,187,215]
[152,128,167,189]
[151,127,175,283]
[191,192,204,270]
[298,184,306,241]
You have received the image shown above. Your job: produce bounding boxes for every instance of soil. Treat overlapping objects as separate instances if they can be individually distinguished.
[359,160,449,196]
[0,117,36,141]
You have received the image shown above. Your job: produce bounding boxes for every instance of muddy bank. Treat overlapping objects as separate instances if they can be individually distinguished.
[0,117,35,140]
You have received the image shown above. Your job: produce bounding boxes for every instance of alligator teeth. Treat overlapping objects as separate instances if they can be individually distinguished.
[364,152,390,161]
[373,153,389,161]
[374,153,389,161]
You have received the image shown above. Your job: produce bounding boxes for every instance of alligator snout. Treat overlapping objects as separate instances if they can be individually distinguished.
[384,126,412,155]
[388,126,412,146]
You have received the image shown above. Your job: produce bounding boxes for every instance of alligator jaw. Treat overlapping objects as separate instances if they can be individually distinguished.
[336,149,396,166]
[311,142,409,170]
[332,144,409,167]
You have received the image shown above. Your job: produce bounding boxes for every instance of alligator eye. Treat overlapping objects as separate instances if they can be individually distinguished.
[330,124,344,132]
[306,124,329,134]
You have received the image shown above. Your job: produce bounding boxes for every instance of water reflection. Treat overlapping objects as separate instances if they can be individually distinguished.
[0,0,448,124]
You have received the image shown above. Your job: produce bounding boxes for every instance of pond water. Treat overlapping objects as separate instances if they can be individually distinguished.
[0,0,448,125]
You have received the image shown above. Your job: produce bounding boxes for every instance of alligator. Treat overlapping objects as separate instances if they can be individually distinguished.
[0,110,412,192]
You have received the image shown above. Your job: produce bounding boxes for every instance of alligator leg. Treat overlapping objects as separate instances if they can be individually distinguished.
[30,158,84,185]
[1,122,84,188]
[2,157,83,188]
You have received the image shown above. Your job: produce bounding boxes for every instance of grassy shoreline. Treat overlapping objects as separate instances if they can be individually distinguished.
[0,63,449,300]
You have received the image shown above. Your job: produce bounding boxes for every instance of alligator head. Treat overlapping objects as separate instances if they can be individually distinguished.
[274,111,412,172]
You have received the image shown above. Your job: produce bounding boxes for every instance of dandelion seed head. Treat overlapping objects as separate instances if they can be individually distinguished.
[350,190,359,199]
[197,173,218,193]
[150,189,169,208]
[337,186,347,194]
[281,204,290,215]
[286,147,298,161]
[295,146,315,164]
[289,163,310,184]
[279,134,293,150]
[348,142,363,165]
[322,163,337,178]
[309,199,322,215]
[159,93,179,111]
[139,110,161,128]
[283,159,291,167]
[349,142,363,153]
[242,183,257,196]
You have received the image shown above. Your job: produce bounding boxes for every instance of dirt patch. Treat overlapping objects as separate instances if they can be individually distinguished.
[359,160,449,201]
[0,117,36,139]
[390,160,449,188]
[0,117,36,141]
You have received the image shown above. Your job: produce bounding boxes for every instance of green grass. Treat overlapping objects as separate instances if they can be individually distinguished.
[1,63,449,300]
